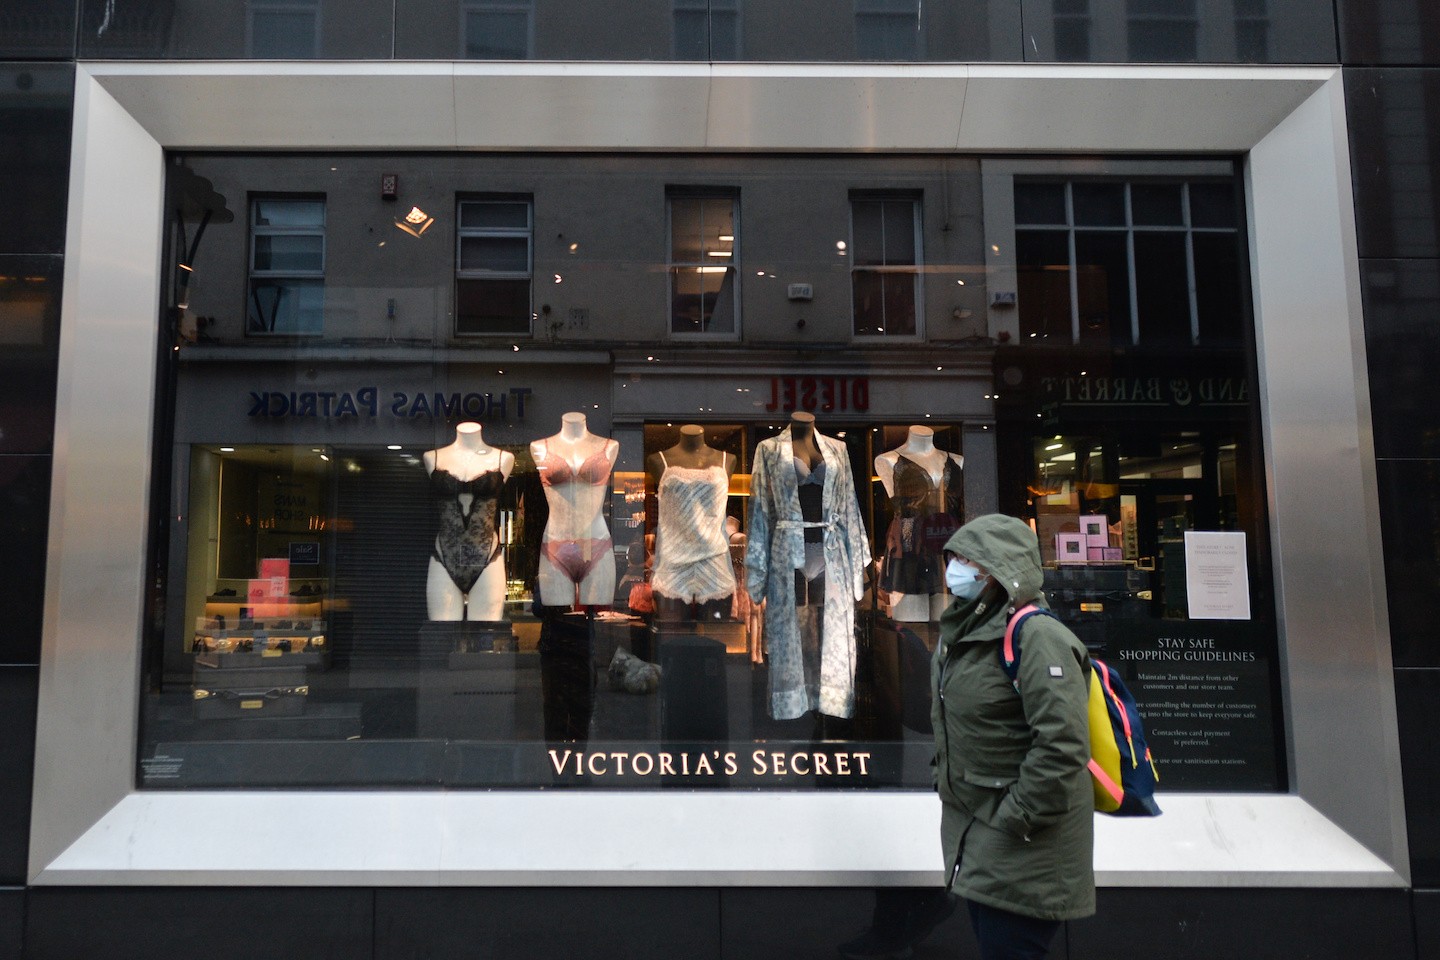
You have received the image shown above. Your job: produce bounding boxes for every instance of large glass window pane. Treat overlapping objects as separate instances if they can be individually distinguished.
[1072,183,1126,226]
[669,193,738,335]
[1074,230,1132,344]
[464,5,532,59]
[1128,20,1198,60]
[146,154,1277,798]
[1131,184,1184,226]
[1189,182,1238,228]
[456,277,533,334]
[851,196,919,337]
[246,278,324,334]
[1016,229,1072,342]
[1194,232,1244,343]
[1014,183,1067,226]
[856,0,921,60]
[1133,231,1191,343]
[250,7,318,59]
[670,266,736,334]
[459,202,530,230]
[460,236,530,274]
[253,235,324,274]
[254,200,324,229]
[673,9,710,59]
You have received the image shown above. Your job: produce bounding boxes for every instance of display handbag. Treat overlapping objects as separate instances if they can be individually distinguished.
[1001,604,1162,817]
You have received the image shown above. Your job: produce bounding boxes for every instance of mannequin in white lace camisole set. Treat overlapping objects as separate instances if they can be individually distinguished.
[645,425,737,622]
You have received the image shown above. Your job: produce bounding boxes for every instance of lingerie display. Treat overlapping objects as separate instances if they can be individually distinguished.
[535,435,618,605]
[880,454,964,596]
[651,451,736,605]
[794,456,827,581]
[745,430,871,720]
[542,537,614,586]
[537,443,614,489]
[429,467,506,594]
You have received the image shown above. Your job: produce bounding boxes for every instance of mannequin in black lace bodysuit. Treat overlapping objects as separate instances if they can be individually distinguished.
[424,422,515,621]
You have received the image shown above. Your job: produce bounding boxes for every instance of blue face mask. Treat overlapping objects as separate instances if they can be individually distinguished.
[945,558,985,600]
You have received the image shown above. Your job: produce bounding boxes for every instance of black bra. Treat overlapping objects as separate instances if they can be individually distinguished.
[430,468,505,499]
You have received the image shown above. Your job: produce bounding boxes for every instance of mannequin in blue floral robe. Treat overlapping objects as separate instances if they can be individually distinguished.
[746,422,871,720]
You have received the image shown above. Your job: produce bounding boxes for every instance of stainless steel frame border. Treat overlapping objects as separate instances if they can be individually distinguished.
[30,61,1406,887]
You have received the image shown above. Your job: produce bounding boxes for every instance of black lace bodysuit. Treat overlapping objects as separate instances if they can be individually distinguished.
[880,455,963,595]
[430,468,506,594]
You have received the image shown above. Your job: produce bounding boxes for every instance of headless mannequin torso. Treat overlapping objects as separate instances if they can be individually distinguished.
[532,412,619,608]
[424,422,516,621]
[875,426,965,623]
[646,425,738,621]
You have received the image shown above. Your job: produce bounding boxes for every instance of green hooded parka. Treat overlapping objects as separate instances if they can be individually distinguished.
[931,513,1095,921]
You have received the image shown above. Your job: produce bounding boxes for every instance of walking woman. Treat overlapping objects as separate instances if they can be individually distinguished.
[933,514,1095,959]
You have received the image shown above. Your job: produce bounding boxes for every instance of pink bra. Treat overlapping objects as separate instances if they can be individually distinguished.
[538,441,613,487]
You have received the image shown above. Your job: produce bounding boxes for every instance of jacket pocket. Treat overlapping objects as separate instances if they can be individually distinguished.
[960,769,1018,791]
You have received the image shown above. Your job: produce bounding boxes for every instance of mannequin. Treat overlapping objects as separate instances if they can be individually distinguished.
[746,412,871,720]
[646,425,737,623]
[875,426,964,622]
[532,412,620,608]
[424,421,515,621]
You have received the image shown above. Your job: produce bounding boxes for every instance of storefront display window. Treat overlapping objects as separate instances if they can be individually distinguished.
[141,152,1282,794]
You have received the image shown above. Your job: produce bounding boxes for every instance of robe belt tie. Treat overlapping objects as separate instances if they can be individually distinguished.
[775,515,850,580]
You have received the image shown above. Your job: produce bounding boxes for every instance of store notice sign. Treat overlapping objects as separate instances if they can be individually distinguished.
[1184,530,1250,620]
[1110,619,1279,791]
[289,541,320,565]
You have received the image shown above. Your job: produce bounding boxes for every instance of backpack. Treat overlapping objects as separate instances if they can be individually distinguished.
[1001,604,1161,817]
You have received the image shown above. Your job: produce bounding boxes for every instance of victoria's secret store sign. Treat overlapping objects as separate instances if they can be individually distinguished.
[245,386,534,420]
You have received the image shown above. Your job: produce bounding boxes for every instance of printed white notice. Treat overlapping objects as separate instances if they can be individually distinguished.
[1184,531,1250,620]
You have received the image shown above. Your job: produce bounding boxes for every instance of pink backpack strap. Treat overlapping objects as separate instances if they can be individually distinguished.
[1003,603,1042,667]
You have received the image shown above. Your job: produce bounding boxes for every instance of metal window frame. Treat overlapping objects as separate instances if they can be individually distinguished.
[460,1,536,61]
[1013,178,1239,345]
[666,190,741,340]
[30,61,1406,890]
[246,195,326,336]
[245,1,322,59]
[671,0,742,61]
[850,194,924,340]
[454,196,535,336]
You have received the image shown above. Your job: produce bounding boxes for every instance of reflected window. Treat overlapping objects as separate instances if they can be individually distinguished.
[668,190,739,337]
[1126,0,1197,60]
[1014,179,1243,346]
[463,0,533,59]
[851,194,921,338]
[248,1,319,58]
[1054,0,1091,60]
[247,197,325,336]
[855,0,922,60]
[456,197,534,336]
[1234,0,1268,60]
[674,0,741,60]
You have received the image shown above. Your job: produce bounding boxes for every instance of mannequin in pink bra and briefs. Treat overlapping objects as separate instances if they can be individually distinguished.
[532,412,620,608]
